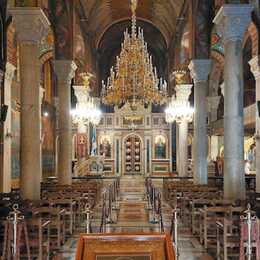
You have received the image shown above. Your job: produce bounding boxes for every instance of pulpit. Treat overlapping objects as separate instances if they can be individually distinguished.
[76,233,175,260]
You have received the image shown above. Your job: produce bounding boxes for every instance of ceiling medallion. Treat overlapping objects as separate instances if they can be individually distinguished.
[101,0,168,108]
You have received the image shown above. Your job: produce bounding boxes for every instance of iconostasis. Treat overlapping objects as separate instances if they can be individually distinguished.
[96,103,171,176]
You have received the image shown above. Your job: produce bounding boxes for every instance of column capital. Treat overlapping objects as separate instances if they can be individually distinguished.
[9,7,50,43]
[188,59,212,83]
[73,85,88,104]
[175,84,192,102]
[249,56,260,80]
[213,4,253,44]
[53,60,77,84]
[5,62,16,82]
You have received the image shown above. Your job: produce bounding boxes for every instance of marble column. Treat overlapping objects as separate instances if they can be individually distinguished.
[249,56,260,192]
[207,96,221,123]
[176,125,180,174]
[207,96,221,161]
[53,97,59,177]
[175,84,192,177]
[189,60,212,184]
[39,87,44,182]
[10,8,49,200]
[53,60,77,185]
[214,4,253,200]
[0,63,16,193]
[0,70,6,192]
[178,120,189,177]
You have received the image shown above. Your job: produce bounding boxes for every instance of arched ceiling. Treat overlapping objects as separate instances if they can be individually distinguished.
[97,20,168,95]
[79,0,185,48]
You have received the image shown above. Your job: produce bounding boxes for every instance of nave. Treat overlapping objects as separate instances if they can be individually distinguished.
[1,175,260,259]
[53,176,214,260]
[1,0,260,259]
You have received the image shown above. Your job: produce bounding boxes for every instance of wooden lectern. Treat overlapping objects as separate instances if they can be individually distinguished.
[76,233,175,260]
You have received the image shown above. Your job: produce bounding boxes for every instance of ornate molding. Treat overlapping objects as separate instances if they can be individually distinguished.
[188,59,212,83]
[10,8,50,43]
[213,4,253,44]
[53,60,77,85]
[73,85,88,104]
[175,84,192,102]
[249,56,260,80]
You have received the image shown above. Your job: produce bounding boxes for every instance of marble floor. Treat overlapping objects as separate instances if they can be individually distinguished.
[54,176,214,259]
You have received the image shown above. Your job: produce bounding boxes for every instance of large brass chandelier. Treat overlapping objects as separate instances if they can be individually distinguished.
[101,0,168,107]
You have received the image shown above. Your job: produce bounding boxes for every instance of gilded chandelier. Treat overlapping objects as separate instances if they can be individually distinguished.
[101,0,168,107]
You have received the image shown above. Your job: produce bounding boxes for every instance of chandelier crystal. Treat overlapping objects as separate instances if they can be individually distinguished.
[165,97,194,124]
[72,73,102,127]
[101,0,168,107]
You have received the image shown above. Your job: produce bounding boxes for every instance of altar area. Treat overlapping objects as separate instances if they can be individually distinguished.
[95,102,171,176]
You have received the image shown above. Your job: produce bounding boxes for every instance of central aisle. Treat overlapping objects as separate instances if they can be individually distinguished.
[107,176,159,233]
[56,176,214,259]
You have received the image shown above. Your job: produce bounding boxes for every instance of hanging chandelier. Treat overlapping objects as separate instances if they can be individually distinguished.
[72,73,102,126]
[101,0,168,107]
[165,97,194,124]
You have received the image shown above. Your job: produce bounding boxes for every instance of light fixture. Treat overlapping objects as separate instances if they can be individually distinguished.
[43,111,49,117]
[101,0,168,107]
[72,73,102,127]
[165,97,194,124]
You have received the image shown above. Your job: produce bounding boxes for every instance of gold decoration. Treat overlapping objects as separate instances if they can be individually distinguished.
[131,0,138,14]
[80,72,94,90]
[101,0,168,107]
[172,70,187,84]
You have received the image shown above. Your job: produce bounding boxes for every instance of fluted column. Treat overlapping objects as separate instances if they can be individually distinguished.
[10,8,49,200]
[0,63,16,192]
[175,84,192,177]
[189,60,212,184]
[214,4,253,200]
[53,60,77,185]
[249,56,260,192]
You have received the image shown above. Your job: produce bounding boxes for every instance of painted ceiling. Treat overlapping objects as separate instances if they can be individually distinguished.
[79,0,185,48]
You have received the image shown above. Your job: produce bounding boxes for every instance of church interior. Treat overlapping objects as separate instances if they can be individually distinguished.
[0,0,260,259]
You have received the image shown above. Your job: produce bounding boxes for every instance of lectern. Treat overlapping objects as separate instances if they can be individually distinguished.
[76,233,175,260]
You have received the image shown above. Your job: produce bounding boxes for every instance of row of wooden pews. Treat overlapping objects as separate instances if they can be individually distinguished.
[164,179,260,259]
[0,179,103,259]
